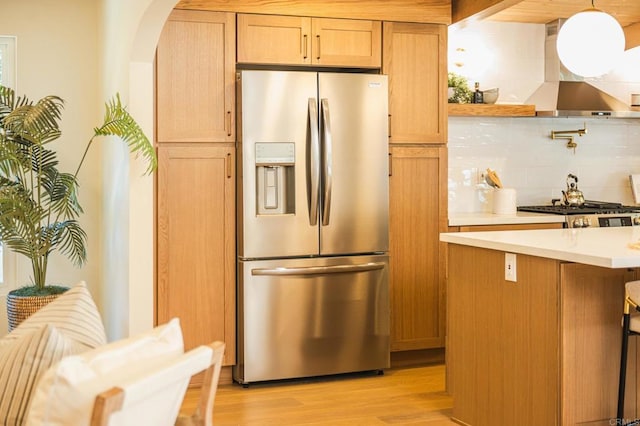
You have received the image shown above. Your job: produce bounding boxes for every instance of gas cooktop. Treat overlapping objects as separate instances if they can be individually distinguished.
[517,201,640,216]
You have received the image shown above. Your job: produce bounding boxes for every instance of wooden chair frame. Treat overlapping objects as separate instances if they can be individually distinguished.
[90,341,225,426]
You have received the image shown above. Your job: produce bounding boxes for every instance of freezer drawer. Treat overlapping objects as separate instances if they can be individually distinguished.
[234,255,390,384]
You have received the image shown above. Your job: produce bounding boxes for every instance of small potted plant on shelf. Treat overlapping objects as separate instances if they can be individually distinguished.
[448,72,473,104]
[0,85,157,330]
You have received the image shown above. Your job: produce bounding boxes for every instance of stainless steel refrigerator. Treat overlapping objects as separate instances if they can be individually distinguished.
[234,70,389,385]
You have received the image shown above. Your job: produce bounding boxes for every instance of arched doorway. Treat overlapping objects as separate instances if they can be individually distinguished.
[113,0,179,338]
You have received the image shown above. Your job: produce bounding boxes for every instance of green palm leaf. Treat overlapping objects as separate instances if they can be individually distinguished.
[3,96,63,144]
[93,94,157,174]
[41,220,87,266]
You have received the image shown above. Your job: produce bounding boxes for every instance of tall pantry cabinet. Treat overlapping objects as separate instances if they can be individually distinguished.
[155,10,236,366]
[383,22,448,352]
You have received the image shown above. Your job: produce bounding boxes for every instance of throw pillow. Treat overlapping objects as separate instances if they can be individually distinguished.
[26,317,184,426]
[5,281,107,348]
[0,281,106,425]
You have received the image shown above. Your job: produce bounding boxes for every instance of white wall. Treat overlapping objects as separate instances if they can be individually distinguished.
[0,0,175,339]
[0,0,102,332]
[449,21,640,213]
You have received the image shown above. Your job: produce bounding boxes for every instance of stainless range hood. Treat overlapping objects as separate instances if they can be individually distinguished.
[525,20,640,118]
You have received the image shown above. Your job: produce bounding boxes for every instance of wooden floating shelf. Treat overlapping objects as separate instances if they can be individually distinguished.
[448,103,536,117]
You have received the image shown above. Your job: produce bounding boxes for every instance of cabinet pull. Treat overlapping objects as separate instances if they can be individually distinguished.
[316,35,321,60]
[388,153,392,177]
[303,34,308,59]
[226,153,232,178]
[388,114,391,139]
[226,111,232,137]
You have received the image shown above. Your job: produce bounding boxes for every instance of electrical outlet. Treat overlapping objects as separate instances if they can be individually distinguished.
[505,253,517,282]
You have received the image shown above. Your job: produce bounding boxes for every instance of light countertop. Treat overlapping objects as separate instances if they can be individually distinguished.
[448,212,566,227]
[440,227,640,268]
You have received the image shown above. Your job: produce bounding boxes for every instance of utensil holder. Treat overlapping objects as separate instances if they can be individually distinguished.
[493,188,517,215]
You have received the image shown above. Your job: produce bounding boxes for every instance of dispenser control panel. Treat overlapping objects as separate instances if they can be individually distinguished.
[255,142,295,165]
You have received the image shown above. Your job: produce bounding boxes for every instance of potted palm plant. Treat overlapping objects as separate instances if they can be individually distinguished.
[0,85,157,330]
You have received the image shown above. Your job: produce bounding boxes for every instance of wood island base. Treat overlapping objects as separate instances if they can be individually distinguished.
[447,244,640,426]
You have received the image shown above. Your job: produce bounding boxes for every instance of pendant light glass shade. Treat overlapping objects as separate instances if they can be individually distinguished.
[556,7,625,77]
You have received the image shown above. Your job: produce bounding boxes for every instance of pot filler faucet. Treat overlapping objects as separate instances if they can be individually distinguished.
[550,123,587,153]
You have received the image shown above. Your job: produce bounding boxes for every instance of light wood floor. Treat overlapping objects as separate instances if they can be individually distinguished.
[182,364,455,425]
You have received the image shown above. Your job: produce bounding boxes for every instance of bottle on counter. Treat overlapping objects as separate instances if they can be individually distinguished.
[473,82,484,104]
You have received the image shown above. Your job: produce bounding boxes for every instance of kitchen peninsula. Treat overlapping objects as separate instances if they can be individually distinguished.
[441,227,640,425]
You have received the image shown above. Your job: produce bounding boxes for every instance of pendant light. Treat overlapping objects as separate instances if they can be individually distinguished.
[556,1,625,77]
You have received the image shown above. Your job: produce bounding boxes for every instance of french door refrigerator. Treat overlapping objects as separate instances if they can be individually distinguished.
[234,70,389,385]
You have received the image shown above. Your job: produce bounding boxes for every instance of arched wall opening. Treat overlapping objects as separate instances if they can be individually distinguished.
[111,0,179,338]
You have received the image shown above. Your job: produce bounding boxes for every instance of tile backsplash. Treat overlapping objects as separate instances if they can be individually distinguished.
[448,116,640,213]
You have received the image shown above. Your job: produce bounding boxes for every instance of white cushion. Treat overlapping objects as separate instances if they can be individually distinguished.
[0,281,106,425]
[26,317,184,426]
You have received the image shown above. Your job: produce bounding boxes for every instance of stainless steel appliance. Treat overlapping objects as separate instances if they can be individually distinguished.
[518,201,640,228]
[234,70,390,385]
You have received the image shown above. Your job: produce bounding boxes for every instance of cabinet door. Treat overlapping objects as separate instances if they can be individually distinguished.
[389,145,447,351]
[383,22,447,144]
[312,18,381,67]
[561,264,636,424]
[237,14,311,65]
[157,145,236,366]
[156,10,235,143]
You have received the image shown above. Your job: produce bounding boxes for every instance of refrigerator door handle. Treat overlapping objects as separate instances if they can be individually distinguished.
[308,98,320,226]
[252,262,385,276]
[320,98,333,226]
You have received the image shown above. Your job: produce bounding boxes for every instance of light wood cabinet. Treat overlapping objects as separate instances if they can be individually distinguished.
[156,10,235,143]
[447,244,639,424]
[156,145,236,366]
[389,145,448,351]
[383,22,447,144]
[385,20,449,353]
[237,13,381,67]
[561,263,637,424]
[156,9,237,368]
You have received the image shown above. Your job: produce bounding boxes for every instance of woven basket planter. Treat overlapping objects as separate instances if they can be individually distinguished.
[7,292,62,332]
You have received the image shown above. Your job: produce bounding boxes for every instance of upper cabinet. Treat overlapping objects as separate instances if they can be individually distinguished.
[312,18,382,67]
[156,10,236,143]
[383,22,447,144]
[237,14,382,68]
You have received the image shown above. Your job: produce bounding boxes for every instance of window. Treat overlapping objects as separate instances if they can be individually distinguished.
[0,36,16,290]
[0,36,17,89]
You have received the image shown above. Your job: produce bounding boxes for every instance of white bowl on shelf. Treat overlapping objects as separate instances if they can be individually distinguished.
[483,88,499,104]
